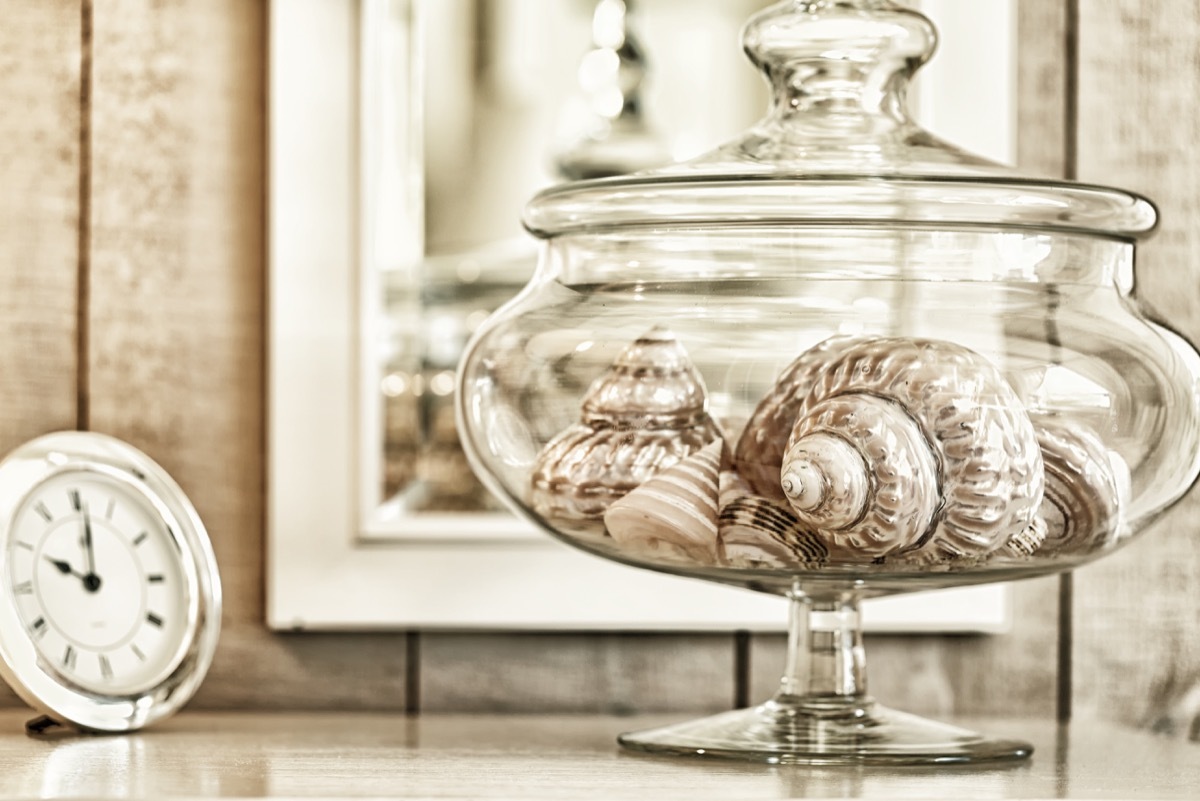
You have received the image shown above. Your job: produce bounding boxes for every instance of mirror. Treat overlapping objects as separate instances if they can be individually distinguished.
[267,0,1018,630]
[364,0,773,535]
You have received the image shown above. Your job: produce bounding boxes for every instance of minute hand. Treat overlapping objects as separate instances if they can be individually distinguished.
[80,504,101,592]
[83,503,96,576]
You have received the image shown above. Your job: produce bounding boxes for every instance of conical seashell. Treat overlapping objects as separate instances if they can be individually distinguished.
[718,495,829,569]
[1029,415,1121,556]
[742,336,1044,560]
[605,440,722,564]
[719,469,753,508]
[530,328,726,521]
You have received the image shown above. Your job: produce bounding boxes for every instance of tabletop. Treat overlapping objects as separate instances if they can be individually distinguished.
[0,710,1197,800]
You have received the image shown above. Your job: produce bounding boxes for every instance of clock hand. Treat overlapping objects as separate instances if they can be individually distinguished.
[80,503,101,593]
[45,555,87,581]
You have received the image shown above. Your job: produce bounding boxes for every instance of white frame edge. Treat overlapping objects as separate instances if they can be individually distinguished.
[267,0,1018,632]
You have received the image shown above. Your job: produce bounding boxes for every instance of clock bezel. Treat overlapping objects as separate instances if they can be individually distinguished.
[0,431,221,733]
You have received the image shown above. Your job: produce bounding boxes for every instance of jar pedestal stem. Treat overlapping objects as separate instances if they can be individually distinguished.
[617,592,1034,764]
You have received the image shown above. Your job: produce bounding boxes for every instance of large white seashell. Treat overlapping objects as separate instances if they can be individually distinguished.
[1028,415,1121,556]
[740,335,1044,560]
[718,494,829,569]
[780,394,939,557]
[604,440,722,564]
[734,336,856,501]
[531,328,725,521]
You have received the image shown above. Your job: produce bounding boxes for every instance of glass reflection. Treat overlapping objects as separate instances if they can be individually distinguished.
[375,0,771,521]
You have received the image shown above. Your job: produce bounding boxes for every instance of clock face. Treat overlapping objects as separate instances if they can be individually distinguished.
[3,470,196,696]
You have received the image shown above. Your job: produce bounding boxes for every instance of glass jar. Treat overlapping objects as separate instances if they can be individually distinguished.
[456,0,1200,764]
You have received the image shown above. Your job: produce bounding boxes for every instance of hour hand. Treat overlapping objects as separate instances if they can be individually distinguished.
[46,556,86,580]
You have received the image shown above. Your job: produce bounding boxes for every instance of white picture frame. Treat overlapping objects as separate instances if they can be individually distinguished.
[267,0,1019,631]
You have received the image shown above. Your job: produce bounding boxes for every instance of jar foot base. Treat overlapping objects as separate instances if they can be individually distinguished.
[618,698,1033,765]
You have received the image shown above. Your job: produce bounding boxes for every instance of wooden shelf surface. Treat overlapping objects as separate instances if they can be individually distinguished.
[0,710,1197,799]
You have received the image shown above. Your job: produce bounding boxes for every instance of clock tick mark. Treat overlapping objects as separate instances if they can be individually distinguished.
[105,497,115,520]
[130,643,146,661]
[148,574,164,583]
[15,541,33,551]
[147,612,164,627]
[133,532,148,547]
[63,645,76,670]
[99,654,112,681]
[34,502,52,523]
[68,489,81,512]
[31,617,47,639]
[13,580,32,595]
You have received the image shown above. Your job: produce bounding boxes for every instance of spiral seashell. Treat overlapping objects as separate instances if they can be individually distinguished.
[718,495,829,569]
[531,328,725,521]
[741,335,1044,560]
[604,440,722,564]
[1028,415,1121,556]
[734,336,857,501]
[781,394,940,557]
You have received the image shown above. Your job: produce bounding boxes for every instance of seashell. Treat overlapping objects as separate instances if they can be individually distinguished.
[531,327,725,521]
[1028,415,1121,556]
[780,394,939,557]
[604,440,722,564]
[718,494,829,569]
[719,469,753,508]
[739,335,1044,560]
[995,517,1049,560]
[734,336,857,501]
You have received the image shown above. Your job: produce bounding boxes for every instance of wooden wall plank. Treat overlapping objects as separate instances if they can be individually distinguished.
[83,0,407,710]
[420,633,735,714]
[1072,1,1200,731]
[0,1,82,708]
[1017,0,1069,179]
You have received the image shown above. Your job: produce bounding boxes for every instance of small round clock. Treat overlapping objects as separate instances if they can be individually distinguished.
[0,431,221,733]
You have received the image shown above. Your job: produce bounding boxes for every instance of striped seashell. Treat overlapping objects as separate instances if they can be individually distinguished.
[718,469,753,508]
[718,495,828,569]
[531,328,725,521]
[605,440,722,564]
[995,517,1049,560]
[1029,416,1121,556]
[741,335,1044,560]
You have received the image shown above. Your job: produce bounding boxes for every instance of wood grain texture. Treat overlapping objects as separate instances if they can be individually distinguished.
[420,633,736,714]
[1017,0,1069,179]
[1072,0,1200,730]
[0,0,82,708]
[2,710,1199,799]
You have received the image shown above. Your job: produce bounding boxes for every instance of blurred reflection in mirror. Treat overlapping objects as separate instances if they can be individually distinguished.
[376,0,769,520]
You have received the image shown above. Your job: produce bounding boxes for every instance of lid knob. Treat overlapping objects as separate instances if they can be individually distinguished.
[743,0,936,122]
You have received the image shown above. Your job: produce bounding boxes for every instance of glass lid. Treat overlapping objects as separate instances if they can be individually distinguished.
[524,0,1158,241]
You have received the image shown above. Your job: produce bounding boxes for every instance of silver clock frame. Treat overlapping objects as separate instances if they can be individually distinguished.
[0,431,222,733]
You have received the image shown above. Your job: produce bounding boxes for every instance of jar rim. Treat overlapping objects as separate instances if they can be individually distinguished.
[522,173,1159,242]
